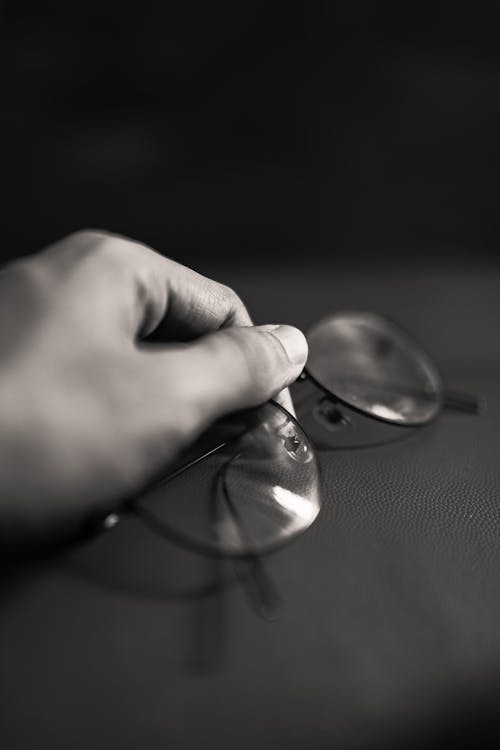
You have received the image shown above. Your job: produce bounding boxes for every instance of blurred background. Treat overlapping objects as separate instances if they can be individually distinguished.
[0,1,499,272]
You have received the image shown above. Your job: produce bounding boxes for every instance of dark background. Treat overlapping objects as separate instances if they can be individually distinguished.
[1,1,499,272]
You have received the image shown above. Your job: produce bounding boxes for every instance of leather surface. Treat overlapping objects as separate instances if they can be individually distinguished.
[1,265,499,749]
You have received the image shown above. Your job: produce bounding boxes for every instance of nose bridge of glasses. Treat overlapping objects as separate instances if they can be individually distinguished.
[293,374,351,427]
[291,374,414,450]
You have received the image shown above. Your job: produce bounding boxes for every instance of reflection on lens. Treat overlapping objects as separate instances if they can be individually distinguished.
[135,402,321,556]
[306,311,443,426]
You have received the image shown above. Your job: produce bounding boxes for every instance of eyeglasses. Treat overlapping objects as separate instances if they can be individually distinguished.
[303,310,481,426]
[101,400,321,620]
[127,400,321,559]
[291,311,482,451]
[99,310,482,614]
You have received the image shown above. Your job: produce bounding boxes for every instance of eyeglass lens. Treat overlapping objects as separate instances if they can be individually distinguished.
[133,401,321,557]
[306,311,444,426]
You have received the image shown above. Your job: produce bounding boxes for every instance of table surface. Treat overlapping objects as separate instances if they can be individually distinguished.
[1,263,500,750]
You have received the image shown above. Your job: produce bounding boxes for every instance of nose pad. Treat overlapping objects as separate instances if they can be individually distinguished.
[313,396,351,432]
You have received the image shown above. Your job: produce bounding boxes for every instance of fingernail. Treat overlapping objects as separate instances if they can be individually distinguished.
[260,324,308,366]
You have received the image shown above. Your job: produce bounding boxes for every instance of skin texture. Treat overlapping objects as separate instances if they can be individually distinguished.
[0,231,308,547]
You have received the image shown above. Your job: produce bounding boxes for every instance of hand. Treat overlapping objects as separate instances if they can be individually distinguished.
[0,231,308,547]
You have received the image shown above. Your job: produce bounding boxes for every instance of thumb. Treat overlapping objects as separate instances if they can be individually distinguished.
[155,324,308,431]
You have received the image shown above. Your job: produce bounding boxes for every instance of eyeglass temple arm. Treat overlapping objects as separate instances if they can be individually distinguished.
[100,442,229,531]
[217,463,281,621]
[101,441,282,621]
[442,390,485,415]
[162,442,229,482]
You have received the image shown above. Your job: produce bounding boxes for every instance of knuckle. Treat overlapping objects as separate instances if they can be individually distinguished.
[90,234,122,262]
[221,283,244,309]
[1,257,52,300]
[71,228,107,242]
[67,230,126,266]
[69,229,111,251]
[218,283,239,303]
[215,283,250,325]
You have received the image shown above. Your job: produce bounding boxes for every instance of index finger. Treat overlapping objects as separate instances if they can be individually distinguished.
[41,230,294,412]
[43,230,253,340]
[146,254,253,341]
